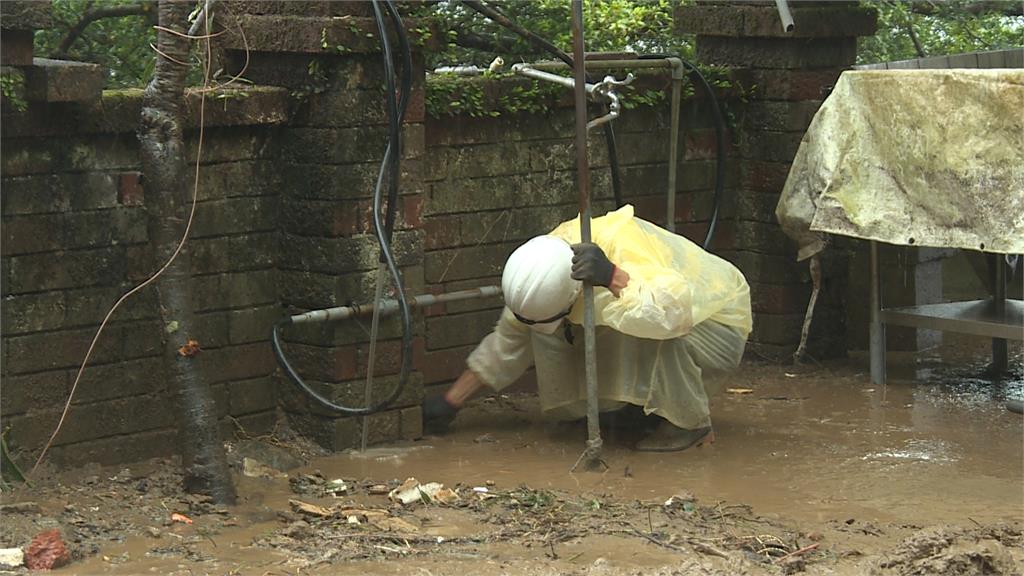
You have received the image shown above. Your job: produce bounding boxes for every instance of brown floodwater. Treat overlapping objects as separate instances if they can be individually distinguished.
[57,337,1023,575]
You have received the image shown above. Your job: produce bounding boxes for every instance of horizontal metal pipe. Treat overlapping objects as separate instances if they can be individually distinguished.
[289,285,502,325]
[512,63,594,93]
[529,58,685,80]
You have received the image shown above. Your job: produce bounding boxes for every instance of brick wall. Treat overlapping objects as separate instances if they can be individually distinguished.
[1,90,288,467]
[678,0,877,360]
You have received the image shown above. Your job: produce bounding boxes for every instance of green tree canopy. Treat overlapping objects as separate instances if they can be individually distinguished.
[32,0,1024,89]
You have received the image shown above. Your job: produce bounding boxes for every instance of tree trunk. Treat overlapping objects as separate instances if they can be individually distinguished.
[137,0,236,505]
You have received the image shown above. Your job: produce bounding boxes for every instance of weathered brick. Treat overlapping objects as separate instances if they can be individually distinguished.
[70,357,166,405]
[120,320,164,360]
[677,5,876,39]
[191,269,277,312]
[1,29,33,66]
[720,250,807,284]
[7,394,174,451]
[64,208,148,248]
[1,213,63,255]
[744,101,822,132]
[737,130,804,163]
[190,232,277,274]
[63,285,158,328]
[23,58,105,103]
[44,428,178,469]
[281,126,389,165]
[224,411,278,439]
[195,160,278,201]
[738,68,845,102]
[426,309,501,350]
[697,37,858,70]
[0,2,54,32]
[424,242,517,284]
[191,196,278,238]
[185,128,275,163]
[414,342,474,385]
[191,310,231,350]
[228,304,281,344]
[206,342,277,383]
[422,214,462,250]
[228,376,276,415]
[1,291,65,334]
[0,370,68,416]
[751,312,805,346]
[281,231,422,275]
[749,282,811,315]
[1,174,70,214]
[734,220,796,252]
[741,160,792,193]
[399,405,422,441]
[5,247,126,294]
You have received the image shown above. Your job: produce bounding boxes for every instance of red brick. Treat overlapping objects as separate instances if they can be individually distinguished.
[0,30,33,66]
[741,161,792,193]
[422,215,461,250]
[118,172,145,207]
[399,194,424,229]
[415,343,473,385]
[749,282,811,315]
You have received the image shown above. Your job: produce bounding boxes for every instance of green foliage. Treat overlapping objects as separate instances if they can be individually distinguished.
[35,0,157,89]
[416,0,694,70]
[0,71,28,112]
[858,1,1024,64]
[426,72,569,118]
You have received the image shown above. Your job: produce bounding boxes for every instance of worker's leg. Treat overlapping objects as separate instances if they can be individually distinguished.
[636,321,746,452]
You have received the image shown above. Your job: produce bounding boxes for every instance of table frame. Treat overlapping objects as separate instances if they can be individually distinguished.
[869,241,1023,385]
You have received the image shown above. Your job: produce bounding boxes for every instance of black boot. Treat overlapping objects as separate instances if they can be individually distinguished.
[635,420,714,452]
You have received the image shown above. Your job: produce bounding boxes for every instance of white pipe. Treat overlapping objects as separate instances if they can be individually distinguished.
[774,0,795,33]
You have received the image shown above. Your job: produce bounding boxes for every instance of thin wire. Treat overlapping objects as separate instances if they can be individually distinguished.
[32,4,214,475]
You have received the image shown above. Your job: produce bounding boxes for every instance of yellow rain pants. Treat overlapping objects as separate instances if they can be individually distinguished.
[467,205,752,429]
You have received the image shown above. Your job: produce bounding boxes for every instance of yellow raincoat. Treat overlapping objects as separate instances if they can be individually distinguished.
[468,205,752,429]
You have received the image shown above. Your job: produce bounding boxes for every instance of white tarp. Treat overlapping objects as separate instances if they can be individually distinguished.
[777,69,1024,261]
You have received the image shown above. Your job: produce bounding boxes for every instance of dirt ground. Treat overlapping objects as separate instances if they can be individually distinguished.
[1,338,1021,575]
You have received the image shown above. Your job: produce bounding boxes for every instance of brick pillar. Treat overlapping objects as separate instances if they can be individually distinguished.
[220,2,432,449]
[677,1,877,359]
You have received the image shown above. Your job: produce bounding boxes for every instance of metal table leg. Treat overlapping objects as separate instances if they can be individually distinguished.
[993,255,1008,373]
[870,241,887,385]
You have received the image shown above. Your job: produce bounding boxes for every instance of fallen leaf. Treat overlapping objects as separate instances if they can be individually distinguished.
[170,513,193,525]
[726,388,754,394]
[177,339,201,357]
[370,516,420,533]
[289,499,331,517]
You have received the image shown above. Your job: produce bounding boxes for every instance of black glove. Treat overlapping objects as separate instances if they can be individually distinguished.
[422,394,459,433]
[570,242,615,287]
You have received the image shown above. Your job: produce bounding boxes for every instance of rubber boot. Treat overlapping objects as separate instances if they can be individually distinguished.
[635,420,714,452]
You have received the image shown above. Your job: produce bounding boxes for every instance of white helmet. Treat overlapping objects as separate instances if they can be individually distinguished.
[501,235,581,334]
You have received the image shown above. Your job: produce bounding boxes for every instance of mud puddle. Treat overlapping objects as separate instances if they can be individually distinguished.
[0,337,1020,575]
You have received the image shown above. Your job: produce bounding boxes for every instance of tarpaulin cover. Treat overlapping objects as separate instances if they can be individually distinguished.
[777,69,1024,261]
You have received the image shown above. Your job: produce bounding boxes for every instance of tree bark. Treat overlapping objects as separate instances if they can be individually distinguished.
[137,0,236,505]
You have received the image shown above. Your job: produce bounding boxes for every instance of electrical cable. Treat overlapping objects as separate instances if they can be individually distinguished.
[639,54,727,251]
[272,0,413,416]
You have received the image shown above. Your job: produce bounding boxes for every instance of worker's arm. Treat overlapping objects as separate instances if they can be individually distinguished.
[423,308,534,430]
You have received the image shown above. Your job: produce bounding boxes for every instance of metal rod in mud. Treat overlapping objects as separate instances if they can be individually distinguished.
[361,261,388,453]
[287,286,502,325]
[570,0,605,473]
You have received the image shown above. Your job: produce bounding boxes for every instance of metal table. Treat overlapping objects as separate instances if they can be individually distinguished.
[869,241,1022,384]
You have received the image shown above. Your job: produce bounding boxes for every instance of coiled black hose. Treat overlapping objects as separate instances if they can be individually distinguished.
[639,54,726,251]
[272,0,413,416]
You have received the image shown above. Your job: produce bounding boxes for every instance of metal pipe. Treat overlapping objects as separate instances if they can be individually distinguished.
[667,76,682,232]
[361,262,388,452]
[512,63,592,93]
[869,241,886,386]
[774,0,795,33]
[570,0,604,472]
[288,286,502,325]
[993,255,1008,373]
[526,57,686,230]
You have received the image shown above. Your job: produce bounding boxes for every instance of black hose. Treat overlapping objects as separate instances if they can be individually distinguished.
[639,54,726,251]
[382,0,412,242]
[272,0,413,416]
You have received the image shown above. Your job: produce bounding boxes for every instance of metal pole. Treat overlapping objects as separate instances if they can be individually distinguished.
[361,262,388,452]
[993,255,1008,373]
[570,0,604,472]
[667,76,682,232]
[869,241,887,386]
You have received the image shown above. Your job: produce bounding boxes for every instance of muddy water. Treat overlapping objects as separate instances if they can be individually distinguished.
[50,338,1024,575]
[326,344,1023,529]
